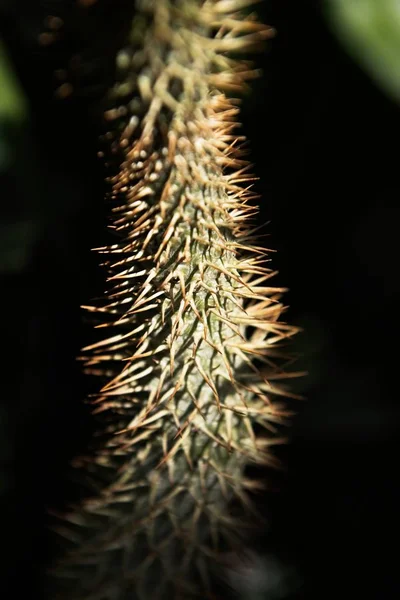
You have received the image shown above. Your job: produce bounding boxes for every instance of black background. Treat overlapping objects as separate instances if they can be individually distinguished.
[1,1,399,598]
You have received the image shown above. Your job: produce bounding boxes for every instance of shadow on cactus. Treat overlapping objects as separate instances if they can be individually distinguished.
[47,1,301,598]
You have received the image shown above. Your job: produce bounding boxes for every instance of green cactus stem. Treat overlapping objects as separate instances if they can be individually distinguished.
[48,1,298,598]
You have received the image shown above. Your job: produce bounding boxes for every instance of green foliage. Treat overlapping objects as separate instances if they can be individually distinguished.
[324,0,400,103]
[0,39,28,129]
[0,39,37,273]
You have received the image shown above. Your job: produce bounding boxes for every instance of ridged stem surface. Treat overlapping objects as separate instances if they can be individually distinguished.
[49,2,297,598]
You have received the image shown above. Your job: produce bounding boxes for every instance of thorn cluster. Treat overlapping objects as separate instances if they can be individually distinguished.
[49,1,299,598]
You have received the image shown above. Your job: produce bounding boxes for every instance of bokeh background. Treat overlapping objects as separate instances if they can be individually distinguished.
[1,1,399,598]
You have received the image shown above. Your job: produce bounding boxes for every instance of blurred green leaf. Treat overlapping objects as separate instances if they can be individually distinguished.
[0,38,28,124]
[324,0,400,103]
[0,38,29,171]
[0,38,38,273]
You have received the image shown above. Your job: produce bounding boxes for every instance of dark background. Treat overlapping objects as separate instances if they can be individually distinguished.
[1,1,399,598]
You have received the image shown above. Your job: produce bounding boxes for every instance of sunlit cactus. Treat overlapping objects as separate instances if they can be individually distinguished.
[48,1,298,598]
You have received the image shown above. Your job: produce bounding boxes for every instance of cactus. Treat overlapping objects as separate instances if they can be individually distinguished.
[48,1,298,598]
